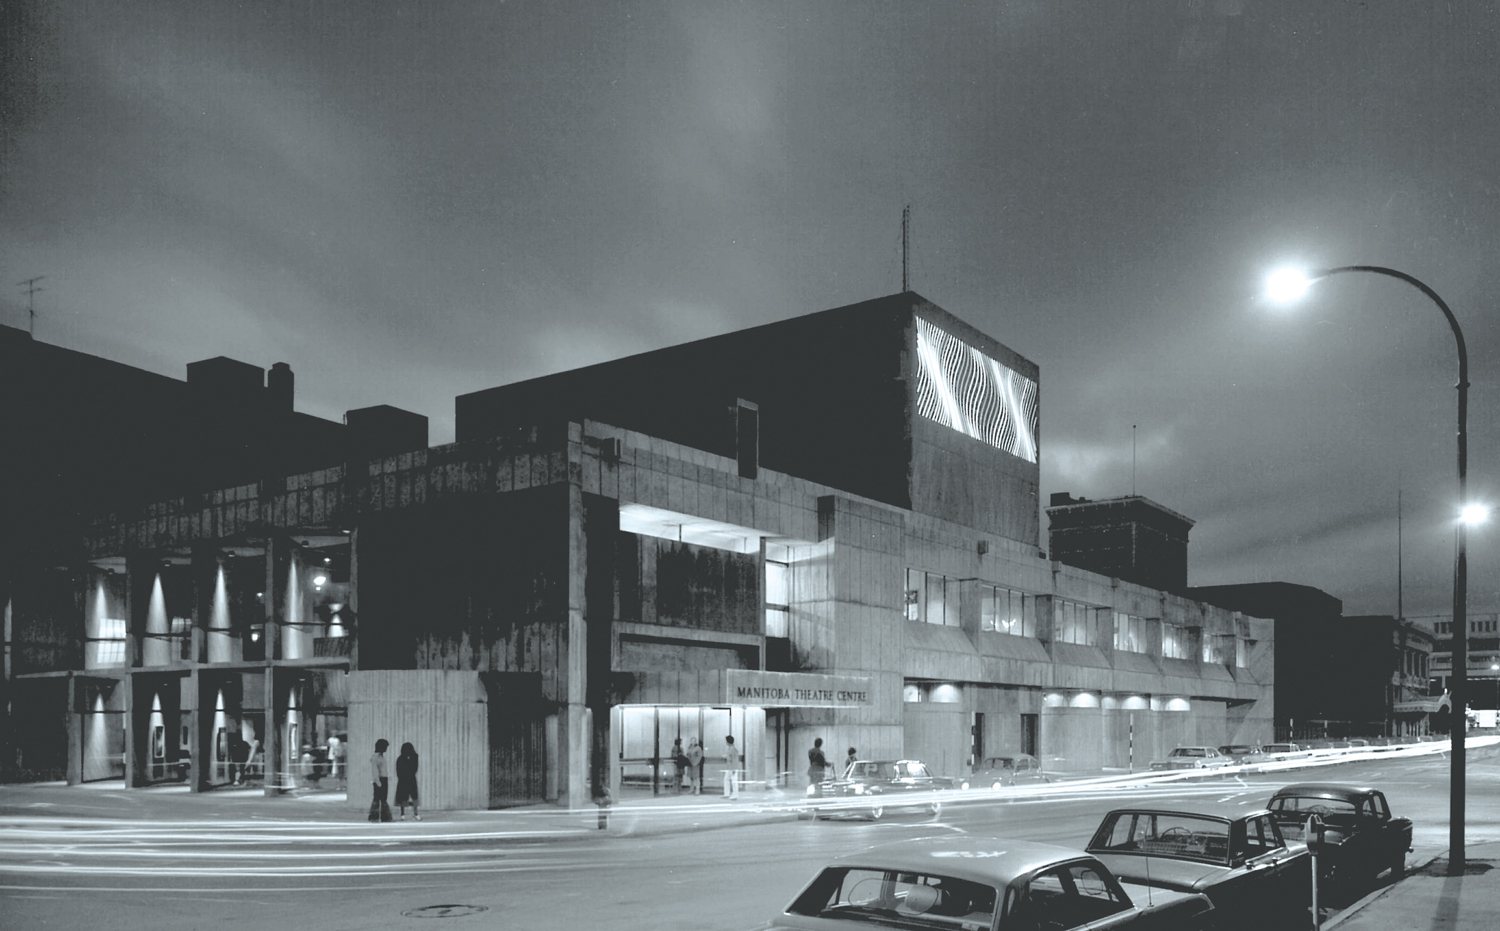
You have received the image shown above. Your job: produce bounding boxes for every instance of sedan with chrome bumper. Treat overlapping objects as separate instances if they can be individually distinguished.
[1267,783,1412,897]
[1085,807,1312,929]
[803,759,950,821]
[761,836,1214,930]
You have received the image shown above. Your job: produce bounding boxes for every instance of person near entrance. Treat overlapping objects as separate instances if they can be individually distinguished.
[807,737,828,786]
[670,737,688,794]
[722,735,741,799]
[686,737,704,794]
[846,746,858,774]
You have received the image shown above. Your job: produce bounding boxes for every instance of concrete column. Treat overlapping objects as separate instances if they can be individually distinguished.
[561,453,588,808]
[263,666,279,796]
[346,527,360,671]
[189,545,218,665]
[124,672,142,787]
[124,551,154,671]
[65,673,82,786]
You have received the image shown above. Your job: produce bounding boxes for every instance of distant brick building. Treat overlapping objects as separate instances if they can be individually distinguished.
[1046,494,1196,593]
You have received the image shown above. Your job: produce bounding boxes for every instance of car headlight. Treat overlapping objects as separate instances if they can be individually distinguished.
[852,784,865,794]
[806,785,817,796]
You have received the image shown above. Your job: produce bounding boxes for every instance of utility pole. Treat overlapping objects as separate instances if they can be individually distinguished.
[902,206,910,292]
[16,276,45,335]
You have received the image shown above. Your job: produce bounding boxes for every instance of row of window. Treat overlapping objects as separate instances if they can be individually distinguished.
[1430,617,1499,635]
[903,570,1247,665]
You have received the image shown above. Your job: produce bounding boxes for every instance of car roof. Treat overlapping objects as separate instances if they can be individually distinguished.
[1098,805,1275,824]
[830,836,1100,885]
[1271,783,1380,800]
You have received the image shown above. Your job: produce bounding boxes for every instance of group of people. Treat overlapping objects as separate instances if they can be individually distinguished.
[669,735,741,798]
[368,739,420,823]
[806,738,858,786]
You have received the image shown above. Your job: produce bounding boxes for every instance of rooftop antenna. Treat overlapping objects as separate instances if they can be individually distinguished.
[902,205,910,293]
[1397,485,1403,620]
[17,276,45,335]
[1132,425,1138,495]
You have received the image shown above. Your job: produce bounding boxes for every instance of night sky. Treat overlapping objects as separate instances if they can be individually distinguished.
[3,1,1496,618]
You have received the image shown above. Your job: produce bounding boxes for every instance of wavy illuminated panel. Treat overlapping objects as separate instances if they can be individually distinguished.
[914,317,1038,462]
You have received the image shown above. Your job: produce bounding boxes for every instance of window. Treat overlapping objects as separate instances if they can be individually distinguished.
[789,865,999,927]
[765,554,789,637]
[1162,622,1196,660]
[1203,632,1235,665]
[982,584,1035,636]
[171,616,193,660]
[1054,600,1099,646]
[1113,613,1153,653]
[1014,862,1128,929]
[905,569,958,626]
[93,617,127,666]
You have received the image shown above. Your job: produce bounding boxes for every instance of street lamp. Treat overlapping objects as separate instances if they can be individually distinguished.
[1266,264,1472,875]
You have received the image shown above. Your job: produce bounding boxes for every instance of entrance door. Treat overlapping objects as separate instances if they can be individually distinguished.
[1021,713,1038,757]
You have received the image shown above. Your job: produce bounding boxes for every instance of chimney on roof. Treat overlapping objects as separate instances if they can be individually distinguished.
[267,362,294,413]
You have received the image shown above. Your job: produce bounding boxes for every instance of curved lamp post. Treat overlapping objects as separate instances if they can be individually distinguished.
[1266,264,1474,876]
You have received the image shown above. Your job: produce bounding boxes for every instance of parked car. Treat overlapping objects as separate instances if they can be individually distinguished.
[1246,743,1303,763]
[1266,783,1412,897]
[763,835,1215,930]
[1085,807,1312,929]
[962,753,1052,790]
[1216,745,1257,764]
[1148,746,1232,771]
[803,759,951,820]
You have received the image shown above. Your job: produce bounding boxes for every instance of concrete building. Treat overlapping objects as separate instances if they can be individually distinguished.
[8,293,1275,807]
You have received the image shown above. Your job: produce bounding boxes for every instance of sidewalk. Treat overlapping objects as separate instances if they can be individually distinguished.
[1325,843,1500,931]
[0,778,807,838]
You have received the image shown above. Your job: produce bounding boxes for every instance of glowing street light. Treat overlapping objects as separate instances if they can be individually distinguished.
[1461,504,1489,526]
[1266,263,1473,875]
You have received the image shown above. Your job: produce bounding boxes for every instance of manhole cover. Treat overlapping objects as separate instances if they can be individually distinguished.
[402,905,491,919]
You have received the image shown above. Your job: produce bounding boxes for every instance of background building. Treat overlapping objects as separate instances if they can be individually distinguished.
[8,293,1276,807]
[1414,612,1500,715]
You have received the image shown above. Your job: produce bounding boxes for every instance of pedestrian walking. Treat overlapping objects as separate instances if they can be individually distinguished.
[807,737,828,787]
[368,738,394,823]
[670,737,688,794]
[686,736,704,794]
[395,742,420,821]
[722,735,741,799]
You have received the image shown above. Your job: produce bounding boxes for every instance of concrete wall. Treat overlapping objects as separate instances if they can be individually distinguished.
[347,670,489,811]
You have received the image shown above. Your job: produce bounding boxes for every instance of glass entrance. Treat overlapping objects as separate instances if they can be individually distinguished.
[616,706,750,795]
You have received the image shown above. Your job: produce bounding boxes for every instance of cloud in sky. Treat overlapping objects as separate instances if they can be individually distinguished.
[3,0,1497,616]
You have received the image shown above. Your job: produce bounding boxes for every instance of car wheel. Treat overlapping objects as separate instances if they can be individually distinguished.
[1388,850,1405,882]
[868,803,884,821]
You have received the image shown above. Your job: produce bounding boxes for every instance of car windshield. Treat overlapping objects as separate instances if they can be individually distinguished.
[1171,748,1206,757]
[788,866,998,929]
[895,762,930,778]
[1269,796,1360,826]
[1091,812,1233,865]
[985,758,1017,770]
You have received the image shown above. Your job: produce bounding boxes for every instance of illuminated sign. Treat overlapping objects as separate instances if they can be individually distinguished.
[724,670,873,707]
[914,317,1038,462]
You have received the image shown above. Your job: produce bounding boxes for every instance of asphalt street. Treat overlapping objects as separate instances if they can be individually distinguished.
[1,745,1496,930]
